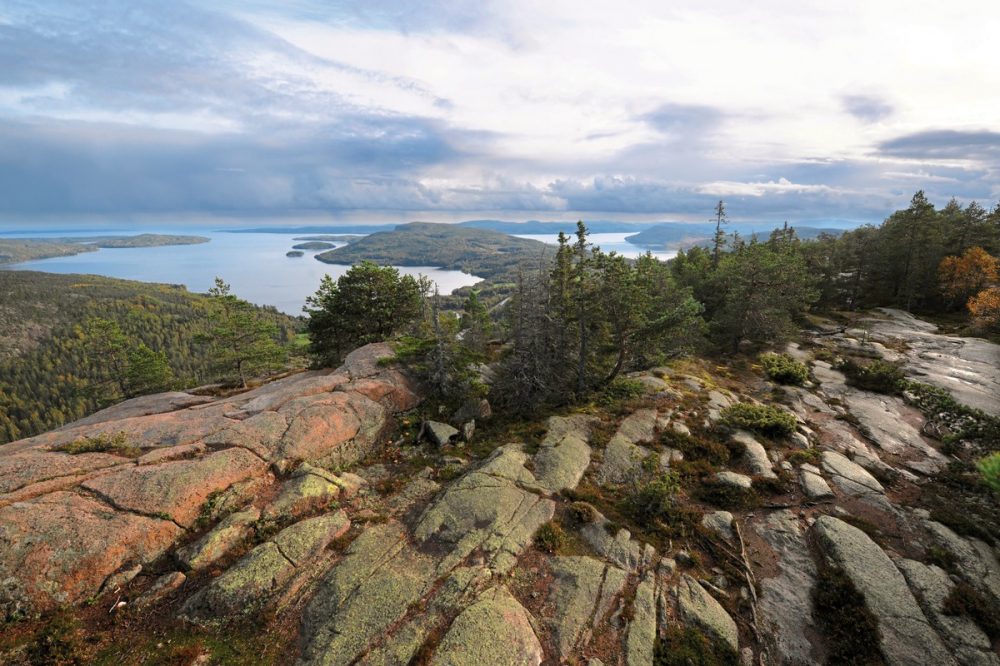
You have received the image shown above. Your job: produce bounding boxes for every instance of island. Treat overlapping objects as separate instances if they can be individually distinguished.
[291,241,336,250]
[314,222,552,280]
[0,234,211,265]
[286,250,305,257]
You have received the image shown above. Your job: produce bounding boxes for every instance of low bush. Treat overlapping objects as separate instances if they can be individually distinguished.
[660,430,737,467]
[977,453,1000,493]
[597,377,646,408]
[624,472,680,522]
[720,402,797,438]
[839,358,904,394]
[787,448,822,466]
[759,352,809,385]
[695,478,759,510]
[534,521,568,554]
[54,431,139,457]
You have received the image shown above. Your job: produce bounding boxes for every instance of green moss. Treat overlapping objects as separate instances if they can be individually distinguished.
[26,611,82,666]
[720,402,797,438]
[759,352,809,385]
[811,562,884,665]
[54,431,139,457]
[597,377,646,409]
[653,625,738,666]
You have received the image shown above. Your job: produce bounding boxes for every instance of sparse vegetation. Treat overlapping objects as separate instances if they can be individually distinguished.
[720,402,797,438]
[54,432,139,457]
[695,478,759,510]
[759,352,809,385]
[977,452,1000,492]
[653,625,738,666]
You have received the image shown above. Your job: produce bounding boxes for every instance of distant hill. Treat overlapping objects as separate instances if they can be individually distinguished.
[0,234,209,264]
[458,220,659,234]
[292,235,362,242]
[226,224,398,234]
[315,222,553,280]
[626,222,843,249]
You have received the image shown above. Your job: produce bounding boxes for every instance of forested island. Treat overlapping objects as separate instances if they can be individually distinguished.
[0,234,210,264]
[315,221,551,280]
[292,241,336,250]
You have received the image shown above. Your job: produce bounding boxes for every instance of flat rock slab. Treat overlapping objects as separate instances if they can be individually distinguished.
[176,507,260,571]
[896,559,997,665]
[752,510,820,665]
[65,391,214,428]
[533,415,595,494]
[626,575,658,666]
[300,522,438,666]
[674,574,739,652]
[596,433,650,486]
[0,491,181,615]
[182,511,349,623]
[263,473,340,520]
[799,465,834,501]
[430,586,544,666]
[820,450,885,501]
[867,309,1000,417]
[83,447,267,528]
[548,556,628,660]
[0,450,126,495]
[813,515,951,666]
[414,445,554,575]
[844,392,942,464]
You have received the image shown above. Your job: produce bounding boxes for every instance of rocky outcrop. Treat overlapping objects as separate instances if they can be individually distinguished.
[0,343,418,616]
[674,574,739,652]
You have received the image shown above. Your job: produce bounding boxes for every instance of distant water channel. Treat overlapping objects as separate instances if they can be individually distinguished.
[0,230,483,315]
[512,233,677,260]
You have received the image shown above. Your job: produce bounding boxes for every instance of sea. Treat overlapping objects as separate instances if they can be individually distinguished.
[0,229,483,315]
[0,229,675,315]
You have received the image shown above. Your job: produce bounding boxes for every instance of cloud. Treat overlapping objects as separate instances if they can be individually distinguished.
[877,130,1000,160]
[842,95,893,123]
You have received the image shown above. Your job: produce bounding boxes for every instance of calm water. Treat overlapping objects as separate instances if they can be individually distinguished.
[0,230,483,315]
[513,233,677,260]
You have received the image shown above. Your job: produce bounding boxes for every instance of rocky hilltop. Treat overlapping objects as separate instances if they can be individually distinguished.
[1,311,999,664]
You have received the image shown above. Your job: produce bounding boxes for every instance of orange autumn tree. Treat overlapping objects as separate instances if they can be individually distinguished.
[968,287,1000,332]
[938,246,999,305]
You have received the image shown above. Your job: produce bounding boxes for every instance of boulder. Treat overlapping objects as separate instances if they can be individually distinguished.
[424,420,459,446]
[701,511,735,543]
[732,430,776,479]
[799,464,834,501]
[714,471,752,490]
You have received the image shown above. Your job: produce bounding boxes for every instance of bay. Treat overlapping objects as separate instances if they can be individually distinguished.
[0,230,483,315]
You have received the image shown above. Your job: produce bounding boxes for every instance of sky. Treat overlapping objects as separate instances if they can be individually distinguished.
[2,0,999,227]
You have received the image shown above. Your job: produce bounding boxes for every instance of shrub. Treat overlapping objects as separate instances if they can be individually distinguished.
[27,611,82,665]
[759,352,808,385]
[654,625,738,666]
[787,448,822,466]
[597,377,646,408]
[568,501,598,524]
[811,563,884,665]
[839,358,904,394]
[624,472,681,522]
[54,431,139,457]
[720,403,797,438]
[977,453,1000,493]
[695,478,759,510]
[660,430,735,466]
[534,521,567,554]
